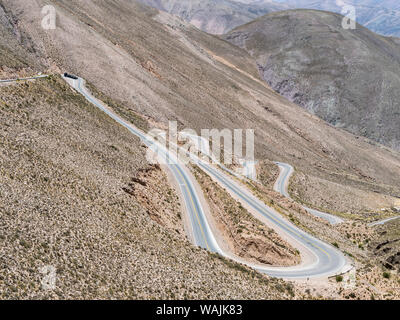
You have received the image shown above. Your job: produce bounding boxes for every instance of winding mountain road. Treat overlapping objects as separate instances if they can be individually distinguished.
[368,216,400,227]
[274,162,345,225]
[65,75,350,279]
[0,75,49,83]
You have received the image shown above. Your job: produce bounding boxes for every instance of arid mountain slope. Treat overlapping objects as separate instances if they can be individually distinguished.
[0,3,43,77]
[0,74,299,299]
[0,2,302,298]
[225,9,400,152]
[3,0,400,215]
[136,0,288,34]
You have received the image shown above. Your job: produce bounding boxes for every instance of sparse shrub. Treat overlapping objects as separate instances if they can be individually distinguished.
[336,275,343,282]
[285,283,295,297]
[383,272,391,279]
[275,283,284,292]
[344,251,354,258]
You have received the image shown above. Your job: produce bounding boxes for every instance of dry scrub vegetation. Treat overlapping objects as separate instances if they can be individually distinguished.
[240,165,400,299]
[0,76,299,299]
[248,172,374,262]
[289,171,399,220]
[1,0,400,300]
[371,219,400,274]
[3,0,400,217]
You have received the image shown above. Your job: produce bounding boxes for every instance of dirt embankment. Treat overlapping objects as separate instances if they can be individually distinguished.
[122,163,186,238]
[191,166,300,267]
[371,219,400,273]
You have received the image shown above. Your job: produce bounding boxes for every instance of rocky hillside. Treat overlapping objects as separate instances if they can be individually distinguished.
[371,218,400,273]
[0,72,300,299]
[225,9,400,151]
[136,0,288,34]
[1,0,400,299]
[0,1,300,299]
[0,3,42,77]
[3,0,400,214]
[140,0,400,37]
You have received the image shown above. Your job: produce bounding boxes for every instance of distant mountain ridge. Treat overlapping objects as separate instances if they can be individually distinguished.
[262,0,400,37]
[224,9,400,151]
[139,0,400,37]
[136,0,289,34]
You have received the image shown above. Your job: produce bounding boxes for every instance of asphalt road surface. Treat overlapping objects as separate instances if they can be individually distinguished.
[0,75,48,83]
[274,162,344,225]
[66,75,349,279]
